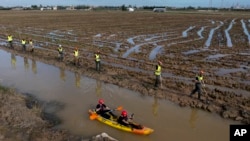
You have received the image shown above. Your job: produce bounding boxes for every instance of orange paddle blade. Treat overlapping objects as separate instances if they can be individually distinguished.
[116,106,123,111]
[90,113,98,120]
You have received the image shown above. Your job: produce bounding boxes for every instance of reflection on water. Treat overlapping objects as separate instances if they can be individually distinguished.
[95,79,102,97]
[24,57,29,70]
[152,95,159,117]
[59,67,66,81]
[32,59,37,74]
[11,53,16,69]
[75,72,81,88]
[189,108,198,129]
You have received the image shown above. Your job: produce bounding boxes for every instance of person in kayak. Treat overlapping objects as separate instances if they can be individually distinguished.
[117,110,143,129]
[95,99,117,119]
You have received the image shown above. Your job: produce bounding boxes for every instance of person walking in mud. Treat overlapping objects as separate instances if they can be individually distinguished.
[7,34,13,49]
[95,50,101,72]
[73,47,79,66]
[21,38,27,51]
[189,70,205,100]
[154,60,162,88]
[29,39,34,53]
[57,44,64,61]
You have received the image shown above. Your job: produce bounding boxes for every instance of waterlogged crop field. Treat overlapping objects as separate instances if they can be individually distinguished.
[0,10,249,123]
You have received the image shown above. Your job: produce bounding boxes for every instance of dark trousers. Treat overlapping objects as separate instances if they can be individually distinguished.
[95,61,100,71]
[74,57,79,66]
[154,75,161,87]
[22,45,26,51]
[8,41,13,48]
[58,52,64,61]
[190,82,202,99]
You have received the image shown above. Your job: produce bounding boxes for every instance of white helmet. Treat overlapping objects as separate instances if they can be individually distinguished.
[59,44,62,47]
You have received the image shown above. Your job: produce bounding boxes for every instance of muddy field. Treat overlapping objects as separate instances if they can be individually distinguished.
[0,9,249,133]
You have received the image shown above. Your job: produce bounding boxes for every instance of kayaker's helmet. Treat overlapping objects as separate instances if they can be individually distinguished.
[98,99,104,104]
[121,110,127,116]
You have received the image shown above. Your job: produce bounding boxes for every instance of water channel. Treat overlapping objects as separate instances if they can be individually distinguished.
[0,49,240,141]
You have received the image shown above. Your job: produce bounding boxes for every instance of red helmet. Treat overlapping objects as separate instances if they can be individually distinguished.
[98,99,104,104]
[121,110,127,116]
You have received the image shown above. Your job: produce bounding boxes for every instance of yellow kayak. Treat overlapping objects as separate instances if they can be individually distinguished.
[88,109,154,135]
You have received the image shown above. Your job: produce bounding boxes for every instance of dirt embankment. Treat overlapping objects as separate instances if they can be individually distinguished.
[0,85,118,141]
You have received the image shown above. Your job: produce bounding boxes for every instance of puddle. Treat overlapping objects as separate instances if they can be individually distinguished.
[0,39,8,46]
[182,49,201,55]
[215,67,248,76]
[206,54,228,60]
[94,33,102,37]
[197,27,205,39]
[205,21,224,48]
[127,37,135,45]
[224,19,235,47]
[122,33,173,58]
[149,45,163,60]
[241,19,250,44]
[0,49,241,141]
[182,26,195,37]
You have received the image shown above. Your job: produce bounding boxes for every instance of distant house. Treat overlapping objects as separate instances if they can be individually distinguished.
[66,6,75,10]
[153,8,166,12]
[128,7,135,12]
[40,7,52,11]
[53,6,57,10]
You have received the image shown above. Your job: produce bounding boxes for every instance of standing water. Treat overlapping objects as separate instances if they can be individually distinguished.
[0,49,239,141]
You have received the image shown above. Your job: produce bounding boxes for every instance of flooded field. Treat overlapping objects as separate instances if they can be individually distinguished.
[0,10,249,140]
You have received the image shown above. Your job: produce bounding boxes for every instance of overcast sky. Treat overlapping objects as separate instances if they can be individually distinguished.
[1,0,249,8]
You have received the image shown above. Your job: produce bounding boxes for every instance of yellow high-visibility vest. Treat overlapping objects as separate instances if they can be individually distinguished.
[196,75,203,82]
[21,40,26,45]
[74,50,79,57]
[95,54,100,62]
[58,47,63,52]
[155,65,161,76]
[8,35,13,41]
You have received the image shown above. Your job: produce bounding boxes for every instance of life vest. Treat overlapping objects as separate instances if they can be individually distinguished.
[8,35,13,41]
[155,65,161,76]
[74,50,79,57]
[97,104,106,112]
[95,54,100,62]
[196,75,203,82]
[21,40,26,45]
[58,47,63,52]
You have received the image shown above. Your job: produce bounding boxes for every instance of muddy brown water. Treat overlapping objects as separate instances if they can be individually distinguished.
[0,49,240,141]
